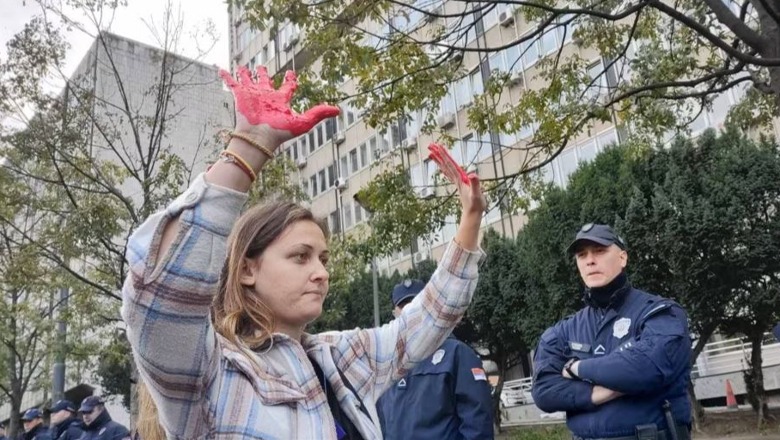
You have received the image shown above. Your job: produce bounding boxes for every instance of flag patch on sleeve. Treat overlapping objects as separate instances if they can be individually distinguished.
[472,368,487,381]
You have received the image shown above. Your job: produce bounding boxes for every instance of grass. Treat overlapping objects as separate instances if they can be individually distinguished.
[497,424,569,440]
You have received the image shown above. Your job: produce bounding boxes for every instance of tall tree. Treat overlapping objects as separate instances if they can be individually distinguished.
[235,0,780,254]
[622,129,780,425]
[0,0,309,422]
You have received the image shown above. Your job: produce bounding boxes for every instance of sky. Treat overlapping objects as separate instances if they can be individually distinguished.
[0,0,231,85]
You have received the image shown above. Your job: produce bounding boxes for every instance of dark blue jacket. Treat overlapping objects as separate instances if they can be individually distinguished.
[377,336,494,439]
[532,286,691,438]
[78,411,129,440]
[50,418,84,440]
[23,424,51,440]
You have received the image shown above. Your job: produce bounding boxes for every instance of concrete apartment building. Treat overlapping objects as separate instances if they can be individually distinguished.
[0,31,233,426]
[227,1,762,380]
[228,2,736,273]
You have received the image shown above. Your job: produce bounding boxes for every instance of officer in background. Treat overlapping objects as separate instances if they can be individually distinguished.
[377,279,494,440]
[77,397,130,440]
[532,224,692,440]
[47,400,83,440]
[21,409,51,440]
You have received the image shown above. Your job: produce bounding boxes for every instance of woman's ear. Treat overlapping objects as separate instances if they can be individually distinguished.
[240,257,259,287]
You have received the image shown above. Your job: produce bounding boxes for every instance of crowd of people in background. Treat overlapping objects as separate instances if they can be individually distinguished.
[0,396,130,440]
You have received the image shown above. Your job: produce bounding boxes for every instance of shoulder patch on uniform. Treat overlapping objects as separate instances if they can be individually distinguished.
[471,368,487,381]
[432,349,445,365]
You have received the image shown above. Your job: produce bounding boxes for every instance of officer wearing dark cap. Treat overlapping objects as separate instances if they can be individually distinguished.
[21,409,51,440]
[377,279,494,439]
[77,396,129,440]
[532,224,692,440]
[47,400,83,440]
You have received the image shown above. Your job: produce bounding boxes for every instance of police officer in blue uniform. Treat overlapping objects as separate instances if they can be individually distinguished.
[532,224,692,440]
[377,279,494,440]
[773,323,780,342]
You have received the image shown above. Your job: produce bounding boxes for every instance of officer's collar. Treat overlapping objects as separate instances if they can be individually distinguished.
[583,271,630,310]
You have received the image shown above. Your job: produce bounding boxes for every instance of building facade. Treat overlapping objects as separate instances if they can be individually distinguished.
[0,31,234,426]
[227,1,773,279]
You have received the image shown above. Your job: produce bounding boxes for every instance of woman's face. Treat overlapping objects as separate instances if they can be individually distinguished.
[242,220,329,332]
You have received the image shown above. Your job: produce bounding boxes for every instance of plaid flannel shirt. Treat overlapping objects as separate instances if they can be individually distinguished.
[122,174,484,439]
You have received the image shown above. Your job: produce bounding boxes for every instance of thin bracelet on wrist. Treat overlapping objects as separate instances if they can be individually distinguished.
[218,150,257,183]
[228,131,275,159]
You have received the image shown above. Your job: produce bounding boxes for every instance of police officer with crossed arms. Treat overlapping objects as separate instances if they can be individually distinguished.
[532,224,692,440]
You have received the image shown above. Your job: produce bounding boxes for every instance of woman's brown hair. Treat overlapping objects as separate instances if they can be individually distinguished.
[136,381,165,440]
[211,200,328,351]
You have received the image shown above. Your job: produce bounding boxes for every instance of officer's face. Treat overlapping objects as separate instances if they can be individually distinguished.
[392,298,413,318]
[50,409,71,425]
[81,405,103,426]
[574,243,627,288]
[22,418,40,433]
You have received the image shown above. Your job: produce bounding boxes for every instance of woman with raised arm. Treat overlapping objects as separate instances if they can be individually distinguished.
[121,65,487,439]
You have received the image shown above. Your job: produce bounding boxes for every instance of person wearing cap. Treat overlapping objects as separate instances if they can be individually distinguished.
[531,223,692,440]
[21,409,51,440]
[376,279,494,440]
[47,400,83,440]
[77,397,129,440]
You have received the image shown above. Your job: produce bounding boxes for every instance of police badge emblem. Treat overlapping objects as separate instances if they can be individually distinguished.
[432,349,445,365]
[613,317,631,339]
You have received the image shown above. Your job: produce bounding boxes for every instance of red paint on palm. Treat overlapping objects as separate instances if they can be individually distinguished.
[219,66,340,137]
[427,143,469,184]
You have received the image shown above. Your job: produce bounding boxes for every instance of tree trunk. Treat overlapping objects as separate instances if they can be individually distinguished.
[743,330,768,428]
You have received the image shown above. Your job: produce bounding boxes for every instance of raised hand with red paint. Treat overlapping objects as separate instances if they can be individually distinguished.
[219,65,341,146]
[427,143,486,250]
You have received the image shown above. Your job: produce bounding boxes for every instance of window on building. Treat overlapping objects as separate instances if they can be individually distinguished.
[329,210,341,234]
[340,155,349,177]
[343,202,353,229]
[540,29,558,55]
[327,164,337,187]
[316,124,324,147]
[425,159,437,186]
[310,175,318,197]
[578,139,598,163]
[318,169,326,193]
[355,204,363,223]
[369,136,378,162]
[299,136,308,157]
[308,132,316,154]
[359,143,368,169]
[325,118,337,141]
[349,149,359,173]
[520,36,540,68]
[455,77,471,108]
[587,60,607,101]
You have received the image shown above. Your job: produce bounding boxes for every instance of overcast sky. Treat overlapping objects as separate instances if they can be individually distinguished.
[0,0,231,84]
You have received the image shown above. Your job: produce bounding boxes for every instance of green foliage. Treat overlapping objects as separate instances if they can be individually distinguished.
[231,0,780,260]
[96,331,133,409]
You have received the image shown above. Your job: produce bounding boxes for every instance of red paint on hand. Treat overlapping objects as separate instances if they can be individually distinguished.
[428,143,469,184]
[219,66,340,137]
